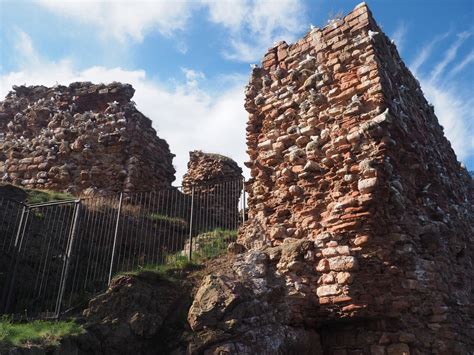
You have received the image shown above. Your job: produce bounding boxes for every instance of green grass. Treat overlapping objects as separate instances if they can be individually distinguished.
[0,317,84,350]
[191,228,237,262]
[115,228,237,283]
[119,254,198,281]
[26,189,74,205]
[148,213,187,226]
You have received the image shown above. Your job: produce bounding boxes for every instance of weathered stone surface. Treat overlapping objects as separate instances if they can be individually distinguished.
[182,150,243,228]
[82,272,190,354]
[187,247,323,354]
[182,150,243,189]
[0,82,175,195]
[327,255,358,271]
[196,2,473,354]
[387,343,410,355]
[188,274,244,331]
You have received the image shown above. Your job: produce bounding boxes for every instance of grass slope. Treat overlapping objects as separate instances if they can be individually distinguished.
[0,317,83,350]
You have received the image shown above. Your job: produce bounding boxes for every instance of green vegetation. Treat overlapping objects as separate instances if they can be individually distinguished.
[148,213,187,226]
[118,228,237,281]
[120,255,198,281]
[191,228,237,262]
[0,317,83,350]
[26,189,74,205]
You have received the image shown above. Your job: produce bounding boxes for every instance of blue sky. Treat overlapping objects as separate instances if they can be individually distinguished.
[1,0,473,182]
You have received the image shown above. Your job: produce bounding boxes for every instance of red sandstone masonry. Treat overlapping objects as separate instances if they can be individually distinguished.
[182,151,244,228]
[182,150,243,190]
[241,3,473,354]
[0,82,175,195]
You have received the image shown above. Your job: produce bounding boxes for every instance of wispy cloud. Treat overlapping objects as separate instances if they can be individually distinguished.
[181,67,206,90]
[448,49,474,77]
[410,31,450,75]
[409,30,474,163]
[430,31,471,83]
[208,0,308,62]
[34,0,308,63]
[35,0,194,42]
[391,21,407,53]
[420,80,474,160]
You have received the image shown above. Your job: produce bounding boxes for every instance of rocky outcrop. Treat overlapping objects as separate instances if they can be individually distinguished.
[187,243,322,354]
[0,82,175,195]
[3,271,193,355]
[188,3,474,354]
[82,272,192,354]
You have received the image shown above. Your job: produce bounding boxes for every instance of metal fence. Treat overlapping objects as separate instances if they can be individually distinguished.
[0,178,245,318]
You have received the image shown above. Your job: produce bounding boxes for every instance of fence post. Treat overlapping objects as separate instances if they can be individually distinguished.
[188,186,195,261]
[2,205,28,314]
[241,177,246,224]
[55,200,81,317]
[108,192,123,285]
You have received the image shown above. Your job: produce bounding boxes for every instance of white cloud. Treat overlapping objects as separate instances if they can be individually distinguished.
[181,67,206,89]
[206,0,307,62]
[35,0,194,42]
[420,79,474,160]
[448,49,474,77]
[409,31,474,163]
[34,0,307,62]
[391,22,407,53]
[429,31,471,83]
[0,31,250,184]
[410,32,450,75]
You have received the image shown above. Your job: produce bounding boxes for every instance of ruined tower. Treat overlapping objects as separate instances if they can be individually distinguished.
[182,150,244,232]
[0,82,176,195]
[188,3,473,354]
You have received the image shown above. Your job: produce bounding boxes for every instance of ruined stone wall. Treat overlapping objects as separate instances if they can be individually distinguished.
[182,150,243,231]
[182,150,243,189]
[0,82,175,195]
[241,3,473,353]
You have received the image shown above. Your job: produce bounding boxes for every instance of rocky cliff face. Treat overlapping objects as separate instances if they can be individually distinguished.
[0,82,175,195]
[188,3,474,354]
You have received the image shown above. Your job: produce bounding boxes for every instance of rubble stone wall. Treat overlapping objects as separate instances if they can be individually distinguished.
[182,150,243,190]
[182,150,243,231]
[0,82,175,195]
[241,2,473,353]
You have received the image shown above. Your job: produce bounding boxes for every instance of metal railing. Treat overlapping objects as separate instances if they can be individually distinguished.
[0,178,245,318]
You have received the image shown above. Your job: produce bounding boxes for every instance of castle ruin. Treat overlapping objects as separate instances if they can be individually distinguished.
[0,82,175,195]
[189,3,474,354]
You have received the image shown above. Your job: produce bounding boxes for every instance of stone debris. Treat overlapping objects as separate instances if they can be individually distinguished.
[0,82,175,195]
[190,3,474,354]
